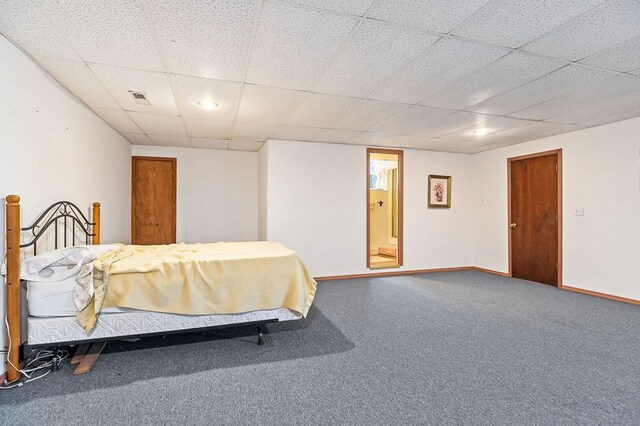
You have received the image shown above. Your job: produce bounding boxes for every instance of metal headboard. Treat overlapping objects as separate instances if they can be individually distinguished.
[20,201,96,255]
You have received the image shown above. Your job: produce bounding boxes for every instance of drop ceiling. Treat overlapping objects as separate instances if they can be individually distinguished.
[2,0,640,153]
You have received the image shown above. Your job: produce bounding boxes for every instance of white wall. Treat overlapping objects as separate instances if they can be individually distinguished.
[472,116,640,300]
[0,35,131,373]
[262,139,474,277]
[131,145,258,243]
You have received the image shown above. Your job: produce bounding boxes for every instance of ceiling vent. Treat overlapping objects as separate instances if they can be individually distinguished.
[129,91,151,105]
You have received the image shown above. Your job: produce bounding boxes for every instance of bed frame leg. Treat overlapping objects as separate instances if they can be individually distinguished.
[257,325,264,345]
[73,342,107,375]
[71,343,91,366]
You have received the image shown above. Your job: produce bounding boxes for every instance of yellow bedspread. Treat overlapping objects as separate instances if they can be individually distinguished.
[77,242,316,331]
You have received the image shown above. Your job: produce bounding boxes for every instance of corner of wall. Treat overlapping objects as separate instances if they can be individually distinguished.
[258,141,269,241]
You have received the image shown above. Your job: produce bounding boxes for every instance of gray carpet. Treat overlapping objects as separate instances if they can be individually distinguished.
[1,271,639,425]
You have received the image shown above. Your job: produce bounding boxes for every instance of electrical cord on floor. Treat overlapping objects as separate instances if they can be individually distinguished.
[1,314,69,389]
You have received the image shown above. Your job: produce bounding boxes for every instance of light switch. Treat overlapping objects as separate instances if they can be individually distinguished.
[575,207,584,216]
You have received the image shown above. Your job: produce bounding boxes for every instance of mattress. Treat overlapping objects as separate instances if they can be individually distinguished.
[27,278,301,346]
[27,277,126,317]
[27,308,301,346]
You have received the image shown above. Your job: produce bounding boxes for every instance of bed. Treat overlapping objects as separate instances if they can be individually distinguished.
[4,195,316,382]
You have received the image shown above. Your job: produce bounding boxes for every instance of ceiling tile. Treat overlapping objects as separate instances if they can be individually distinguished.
[169,74,242,120]
[183,118,234,138]
[332,99,411,131]
[148,0,257,81]
[39,0,163,71]
[148,135,191,147]
[573,106,640,127]
[121,132,153,145]
[372,105,456,133]
[452,0,604,48]
[0,0,79,59]
[311,128,362,143]
[190,138,229,150]
[384,135,444,150]
[228,140,264,151]
[468,65,616,115]
[232,122,278,140]
[90,64,178,115]
[236,84,308,124]
[511,74,640,120]
[246,1,358,90]
[368,0,490,33]
[93,108,142,133]
[445,144,488,154]
[548,91,640,125]
[348,132,394,146]
[437,116,533,142]
[580,35,640,73]
[420,51,564,110]
[407,111,496,138]
[33,56,120,109]
[284,0,375,15]
[313,20,439,98]
[523,0,640,61]
[272,125,322,141]
[128,112,187,136]
[371,38,508,104]
[476,121,585,147]
[287,93,362,128]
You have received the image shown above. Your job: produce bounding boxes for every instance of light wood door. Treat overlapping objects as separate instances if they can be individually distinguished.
[509,151,561,286]
[132,156,176,245]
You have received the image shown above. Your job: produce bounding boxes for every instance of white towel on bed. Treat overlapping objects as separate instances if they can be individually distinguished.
[20,247,90,282]
[74,263,95,311]
[20,244,121,282]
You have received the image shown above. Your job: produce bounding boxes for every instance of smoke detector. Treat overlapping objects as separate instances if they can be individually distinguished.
[129,91,151,105]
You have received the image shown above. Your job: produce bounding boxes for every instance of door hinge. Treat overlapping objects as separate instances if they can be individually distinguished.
[556,262,558,270]
[555,163,558,172]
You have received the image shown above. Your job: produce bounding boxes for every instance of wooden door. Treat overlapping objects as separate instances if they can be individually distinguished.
[509,150,561,286]
[132,156,176,245]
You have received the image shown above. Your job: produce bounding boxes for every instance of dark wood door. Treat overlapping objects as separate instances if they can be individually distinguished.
[132,156,176,245]
[510,152,560,286]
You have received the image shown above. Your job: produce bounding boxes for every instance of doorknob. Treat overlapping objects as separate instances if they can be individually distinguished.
[510,223,517,228]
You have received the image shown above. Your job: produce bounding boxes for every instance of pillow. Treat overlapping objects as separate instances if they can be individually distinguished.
[20,244,121,282]
[21,246,90,282]
[75,243,122,258]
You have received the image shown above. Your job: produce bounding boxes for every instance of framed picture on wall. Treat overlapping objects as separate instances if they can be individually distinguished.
[428,175,451,208]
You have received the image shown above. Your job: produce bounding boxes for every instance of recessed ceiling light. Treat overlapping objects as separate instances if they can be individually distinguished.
[473,128,490,136]
[197,100,219,109]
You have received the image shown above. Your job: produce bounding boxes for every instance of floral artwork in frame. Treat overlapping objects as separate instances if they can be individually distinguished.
[428,175,451,208]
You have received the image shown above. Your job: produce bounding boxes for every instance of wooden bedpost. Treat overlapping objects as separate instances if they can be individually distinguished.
[92,202,101,245]
[5,195,21,383]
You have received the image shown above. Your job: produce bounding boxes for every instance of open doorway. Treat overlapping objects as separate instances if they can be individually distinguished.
[367,148,403,269]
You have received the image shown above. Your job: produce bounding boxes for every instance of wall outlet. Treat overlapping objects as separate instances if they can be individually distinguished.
[575,207,584,216]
